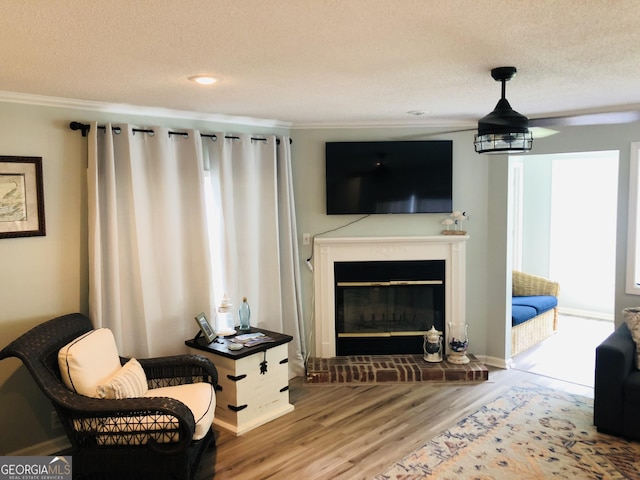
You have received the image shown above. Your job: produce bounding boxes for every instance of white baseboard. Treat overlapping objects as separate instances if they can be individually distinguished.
[477,354,511,370]
[8,436,70,456]
[558,307,613,321]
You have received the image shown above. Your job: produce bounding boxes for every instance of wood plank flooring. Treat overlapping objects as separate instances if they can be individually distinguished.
[511,314,614,387]
[196,368,592,480]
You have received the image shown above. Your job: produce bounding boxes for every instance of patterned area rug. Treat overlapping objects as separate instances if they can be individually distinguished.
[376,385,640,480]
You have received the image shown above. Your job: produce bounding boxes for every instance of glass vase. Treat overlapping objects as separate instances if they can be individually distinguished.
[447,322,470,364]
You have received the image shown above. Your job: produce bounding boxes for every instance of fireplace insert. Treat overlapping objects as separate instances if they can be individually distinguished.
[334,260,445,355]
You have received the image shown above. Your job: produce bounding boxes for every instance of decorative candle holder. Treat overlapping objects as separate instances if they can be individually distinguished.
[447,322,470,364]
[423,326,443,363]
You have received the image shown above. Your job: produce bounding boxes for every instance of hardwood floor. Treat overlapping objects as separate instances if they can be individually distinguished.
[511,314,614,387]
[196,367,593,480]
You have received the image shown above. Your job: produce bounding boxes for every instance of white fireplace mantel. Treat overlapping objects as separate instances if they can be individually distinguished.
[313,235,468,358]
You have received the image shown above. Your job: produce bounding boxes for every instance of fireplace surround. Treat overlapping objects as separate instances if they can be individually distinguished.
[313,235,468,358]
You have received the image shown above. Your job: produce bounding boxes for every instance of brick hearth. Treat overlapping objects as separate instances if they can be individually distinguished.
[305,354,489,384]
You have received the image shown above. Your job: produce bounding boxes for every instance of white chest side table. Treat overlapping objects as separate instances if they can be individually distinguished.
[186,327,294,436]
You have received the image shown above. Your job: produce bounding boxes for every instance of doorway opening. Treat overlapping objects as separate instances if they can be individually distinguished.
[510,151,618,386]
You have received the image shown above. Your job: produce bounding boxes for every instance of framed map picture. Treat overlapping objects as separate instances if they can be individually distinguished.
[0,156,45,239]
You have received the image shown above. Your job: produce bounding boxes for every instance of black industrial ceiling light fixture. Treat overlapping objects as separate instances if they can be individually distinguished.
[474,66,533,154]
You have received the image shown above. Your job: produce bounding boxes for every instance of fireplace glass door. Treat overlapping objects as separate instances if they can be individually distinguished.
[334,260,445,355]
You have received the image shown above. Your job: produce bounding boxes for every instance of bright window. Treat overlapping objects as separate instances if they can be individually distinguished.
[627,143,640,294]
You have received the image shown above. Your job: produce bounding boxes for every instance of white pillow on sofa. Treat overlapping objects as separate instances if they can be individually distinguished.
[58,328,121,398]
[97,358,148,399]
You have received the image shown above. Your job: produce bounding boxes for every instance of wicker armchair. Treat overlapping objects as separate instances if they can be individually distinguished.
[0,313,218,480]
[513,270,560,299]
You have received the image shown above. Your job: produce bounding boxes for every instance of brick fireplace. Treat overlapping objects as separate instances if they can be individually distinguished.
[313,235,468,358]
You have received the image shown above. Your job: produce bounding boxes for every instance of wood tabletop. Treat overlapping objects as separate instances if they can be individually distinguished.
[185,327,293,359]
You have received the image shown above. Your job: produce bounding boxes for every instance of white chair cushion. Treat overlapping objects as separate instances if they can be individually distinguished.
[96,358,149,399]
[60,328,215,444]
[145,383,216,440]
[58,328,121,398]
[75,383,216,445]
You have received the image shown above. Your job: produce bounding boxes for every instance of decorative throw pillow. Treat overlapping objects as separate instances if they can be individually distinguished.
[624,307,640,369]
[96,358,149,399]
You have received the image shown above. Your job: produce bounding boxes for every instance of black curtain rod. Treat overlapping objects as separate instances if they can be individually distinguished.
[69,121,291,144]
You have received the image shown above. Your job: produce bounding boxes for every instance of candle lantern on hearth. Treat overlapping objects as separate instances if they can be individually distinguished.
[423,326,443,362]
[447,322,470,364]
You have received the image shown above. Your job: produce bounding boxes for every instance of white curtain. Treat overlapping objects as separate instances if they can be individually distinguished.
[87,123,214,357]
[87,125,306,376]
[204,134,306,376]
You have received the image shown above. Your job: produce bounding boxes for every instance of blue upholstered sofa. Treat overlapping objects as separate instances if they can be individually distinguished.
[511,271,560,356]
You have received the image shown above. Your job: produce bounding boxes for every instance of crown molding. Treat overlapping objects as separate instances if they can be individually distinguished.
[0,91,293,129]
[0,90,479,130]
[290,120,476,130]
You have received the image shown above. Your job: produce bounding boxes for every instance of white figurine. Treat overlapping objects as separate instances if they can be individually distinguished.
[442,211,467,235]
[441,218,455,230]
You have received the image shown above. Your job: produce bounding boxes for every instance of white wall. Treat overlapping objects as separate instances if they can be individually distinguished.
[290,126,492,360]
[290,123,640,366]
[521,157,553,274]
[2,100,640,455]
[0,102,289,455]
[0,103,88,455]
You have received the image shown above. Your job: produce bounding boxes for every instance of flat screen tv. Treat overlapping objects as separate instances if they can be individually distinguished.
[325,140,453,214]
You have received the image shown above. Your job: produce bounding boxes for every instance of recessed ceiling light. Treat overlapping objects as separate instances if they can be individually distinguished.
[189,75,217,85]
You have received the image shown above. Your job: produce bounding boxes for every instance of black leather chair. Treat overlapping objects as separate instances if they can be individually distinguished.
[594,322,640,440]
[0,313,218,479]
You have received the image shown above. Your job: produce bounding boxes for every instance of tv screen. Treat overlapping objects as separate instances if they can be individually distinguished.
[325,140,453,214]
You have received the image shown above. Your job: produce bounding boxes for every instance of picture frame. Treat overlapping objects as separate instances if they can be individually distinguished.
[0,156,46,239]
[194,312,217,343]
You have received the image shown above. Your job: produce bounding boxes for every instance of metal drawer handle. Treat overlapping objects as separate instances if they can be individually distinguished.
[228,404,248,412]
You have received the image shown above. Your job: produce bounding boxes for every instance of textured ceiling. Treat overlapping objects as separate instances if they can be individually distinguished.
[1,1,639,127]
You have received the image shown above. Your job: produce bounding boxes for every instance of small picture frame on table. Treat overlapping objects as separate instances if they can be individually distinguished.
[194,312,217,343]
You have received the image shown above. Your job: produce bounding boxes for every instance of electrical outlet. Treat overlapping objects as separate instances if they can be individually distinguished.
[303,233,311,245]
[51,410,62,430]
